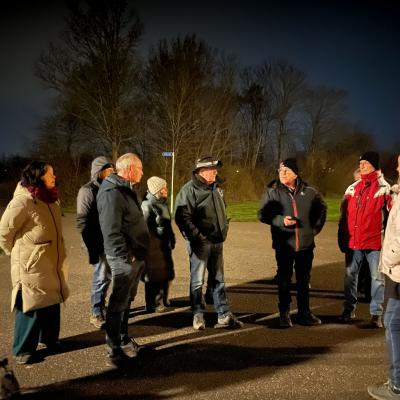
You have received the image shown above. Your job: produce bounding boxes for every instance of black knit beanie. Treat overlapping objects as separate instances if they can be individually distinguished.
[280,158,299,175]
[360,151,380,170]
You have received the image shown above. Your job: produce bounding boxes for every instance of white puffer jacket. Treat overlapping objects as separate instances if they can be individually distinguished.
[380,184,400,282]
[0,183,69,312]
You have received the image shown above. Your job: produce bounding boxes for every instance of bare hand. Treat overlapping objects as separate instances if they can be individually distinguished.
[283,216,297,226]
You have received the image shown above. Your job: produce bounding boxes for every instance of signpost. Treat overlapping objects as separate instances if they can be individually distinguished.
[162,151,175,214]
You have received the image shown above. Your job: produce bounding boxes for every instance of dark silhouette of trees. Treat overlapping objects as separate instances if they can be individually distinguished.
[35,0,143,160]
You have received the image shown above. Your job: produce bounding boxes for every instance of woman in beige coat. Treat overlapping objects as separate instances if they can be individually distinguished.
[0,161,69,364]
[368,154,400,399]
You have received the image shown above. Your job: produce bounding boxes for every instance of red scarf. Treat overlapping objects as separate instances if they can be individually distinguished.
[27,185,59,204]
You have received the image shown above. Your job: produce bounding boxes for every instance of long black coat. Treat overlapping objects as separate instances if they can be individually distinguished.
[141,192,175,282]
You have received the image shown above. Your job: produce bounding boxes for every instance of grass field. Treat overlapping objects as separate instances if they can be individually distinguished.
[227,197,342,222]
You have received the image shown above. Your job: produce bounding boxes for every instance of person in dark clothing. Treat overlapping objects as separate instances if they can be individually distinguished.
[259,158,327,328]
[368,154,400,399]
[141,176,175,313]
[175,156,243,331]
[97,153,149,367]
[76,156,114,329]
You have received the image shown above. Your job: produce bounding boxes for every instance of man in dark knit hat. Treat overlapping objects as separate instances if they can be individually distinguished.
[259,158,327,328]
[338,151,392,328]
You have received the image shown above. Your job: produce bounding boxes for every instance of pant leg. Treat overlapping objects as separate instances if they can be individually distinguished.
[275,249,295,313]
[38,303,60,346]
[187,241,209,314]
[366,250,384,316]
[207,243,230,317]
[12,292,40,356]
[91,254,112,316]
[343,249,364,313]
[105,256,136,352]
[120,259,144,341]
[294,249,314,315]
[384,298,400,387]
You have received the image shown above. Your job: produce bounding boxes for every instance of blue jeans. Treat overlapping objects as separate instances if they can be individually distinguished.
[344,250,384,315]
[187,241,230,317]
[91,254,111,316]
[385,297,400,388]
[105,256,144,353]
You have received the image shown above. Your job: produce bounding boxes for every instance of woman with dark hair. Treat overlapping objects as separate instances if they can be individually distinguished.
[0,161,69,364]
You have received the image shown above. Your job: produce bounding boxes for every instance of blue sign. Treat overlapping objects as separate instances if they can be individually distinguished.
[162,151,173,157]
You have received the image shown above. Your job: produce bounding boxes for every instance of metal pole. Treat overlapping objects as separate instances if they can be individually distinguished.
[170,151,175,215]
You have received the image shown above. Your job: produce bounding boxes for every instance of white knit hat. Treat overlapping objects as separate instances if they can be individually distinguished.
[147,176,167,195]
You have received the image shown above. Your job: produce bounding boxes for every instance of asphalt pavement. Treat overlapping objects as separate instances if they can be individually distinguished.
[0,215,386,399]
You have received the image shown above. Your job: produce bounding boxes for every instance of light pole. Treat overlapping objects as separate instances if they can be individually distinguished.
[162,151,175,215]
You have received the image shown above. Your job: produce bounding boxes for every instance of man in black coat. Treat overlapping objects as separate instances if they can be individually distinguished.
[97,153,149,367]
[259,158,327,328]
[77,156,114,329]
[175,156,243,331]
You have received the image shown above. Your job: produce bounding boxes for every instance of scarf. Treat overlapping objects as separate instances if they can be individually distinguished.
[27,185,59,204]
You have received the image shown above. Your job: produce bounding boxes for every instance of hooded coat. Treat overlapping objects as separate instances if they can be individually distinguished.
[76,156,112,264]
[0,184,69,312]
[141,192,175,282]
[380,184,400,282]
[338,170,391,251]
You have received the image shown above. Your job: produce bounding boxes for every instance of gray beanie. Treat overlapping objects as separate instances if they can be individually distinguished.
[147,176,167,195]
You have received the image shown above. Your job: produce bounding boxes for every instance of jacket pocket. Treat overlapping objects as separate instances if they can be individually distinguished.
[25,241,52,272]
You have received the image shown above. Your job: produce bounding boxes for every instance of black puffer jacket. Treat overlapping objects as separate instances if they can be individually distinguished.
[141,192,175,282]
[175,174,228,244]
[97,174,149,261]
[258,178,327,251]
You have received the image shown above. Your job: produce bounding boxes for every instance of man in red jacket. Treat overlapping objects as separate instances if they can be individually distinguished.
[338,151,391,328]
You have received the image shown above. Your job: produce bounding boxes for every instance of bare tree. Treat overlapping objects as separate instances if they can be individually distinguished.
[301,86,347,182]
[35,0,143,160]
[144,35,238,179]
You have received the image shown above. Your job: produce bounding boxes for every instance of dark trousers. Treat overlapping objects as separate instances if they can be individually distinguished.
[275,248,314,315]
[145,281,168,311]
[13,291,60,356]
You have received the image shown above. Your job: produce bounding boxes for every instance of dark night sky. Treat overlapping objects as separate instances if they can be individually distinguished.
[1,0,399,156]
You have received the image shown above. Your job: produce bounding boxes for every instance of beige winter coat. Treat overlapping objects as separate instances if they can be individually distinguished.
[0,183,69,312]
[380,184,400,282]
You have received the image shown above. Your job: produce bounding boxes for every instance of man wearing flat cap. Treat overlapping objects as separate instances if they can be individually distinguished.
[338,151,392,328]
[175,156,243,330]
[259,157,327,328]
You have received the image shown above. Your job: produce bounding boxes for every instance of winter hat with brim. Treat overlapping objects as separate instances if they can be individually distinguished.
[193,156,222,172]
[280,158,299,175]
[91,156,113,180]
[360,151,379,170]
[147,176,167,195]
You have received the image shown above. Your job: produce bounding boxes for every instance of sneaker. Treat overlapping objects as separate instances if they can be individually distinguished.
[338,310,356,323]
[193,313,206,330]
[14,353,35,365]
[279,312,293,328]
[155,304,168,313]
[370,315,383,329]
[368,382,400,399]
[90,314,106,329]
[121,338,140,358]
[297,311,322,326]
[214,312,244,329]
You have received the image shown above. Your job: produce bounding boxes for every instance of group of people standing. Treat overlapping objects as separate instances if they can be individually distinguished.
[1,150,400,399]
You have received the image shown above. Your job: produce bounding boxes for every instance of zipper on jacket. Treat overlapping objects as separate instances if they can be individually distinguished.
[47,204,64,303]
[291,194,299,251]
